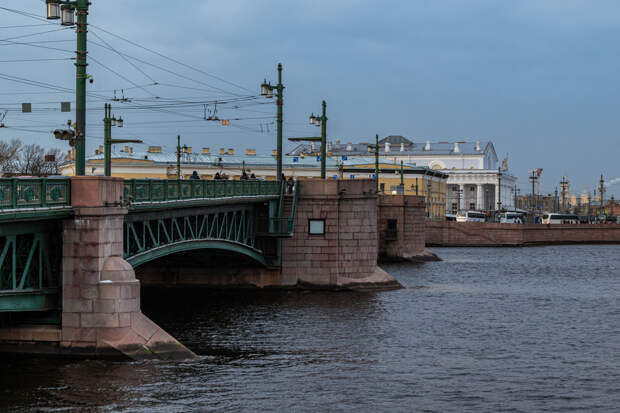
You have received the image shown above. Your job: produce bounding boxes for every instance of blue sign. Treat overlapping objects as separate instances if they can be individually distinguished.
[342,155,348,161]
[293,157,299,163]
[316,156,321,162]
[350,175,355,179]
[333,175,338,179]
[372,174,376,179]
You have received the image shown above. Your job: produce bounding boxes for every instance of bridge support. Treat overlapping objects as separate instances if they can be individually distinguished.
[60,177,195,359]
[281,179,402,290]
[377,195,440,262]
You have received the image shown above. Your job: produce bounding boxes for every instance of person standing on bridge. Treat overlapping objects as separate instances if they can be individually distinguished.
[190,171,200,180]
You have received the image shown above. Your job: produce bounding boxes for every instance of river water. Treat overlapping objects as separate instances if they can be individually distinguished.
[2,245,620,412]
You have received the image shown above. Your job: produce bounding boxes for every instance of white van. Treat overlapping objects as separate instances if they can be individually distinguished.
[456,211,487,223]
[499,212,523,224]
[540,213,579,224]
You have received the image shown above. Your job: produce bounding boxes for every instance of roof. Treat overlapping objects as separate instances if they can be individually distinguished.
[378,135,413,146]
[287,139,494,157]
[75,151,437,171]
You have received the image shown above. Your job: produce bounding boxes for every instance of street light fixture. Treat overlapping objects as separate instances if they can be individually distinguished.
[103,103,141,176]
[61,4,75,26]
[46,0,61,19]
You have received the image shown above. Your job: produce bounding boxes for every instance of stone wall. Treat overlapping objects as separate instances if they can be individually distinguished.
[426,221,620,247]
[377,195,431,262]
[281,179,399,289]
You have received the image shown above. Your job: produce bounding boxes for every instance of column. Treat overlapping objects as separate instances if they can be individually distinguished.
[477,184,483,210]
[458,184,464,211]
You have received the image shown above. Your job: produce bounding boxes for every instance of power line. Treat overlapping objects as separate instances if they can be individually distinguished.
[0,57,73,63]
[89,55,160,99]
[89,24,255,95]
[89,29,158,84]
[0,26,72,42]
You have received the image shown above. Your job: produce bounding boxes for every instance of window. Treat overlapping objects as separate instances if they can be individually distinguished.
[451,203,457,212]
[380,183,385,192]
[469,203,476,210]
[308,219,325,235]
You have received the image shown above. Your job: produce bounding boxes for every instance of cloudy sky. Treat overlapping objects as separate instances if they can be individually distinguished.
[1,0,619,196]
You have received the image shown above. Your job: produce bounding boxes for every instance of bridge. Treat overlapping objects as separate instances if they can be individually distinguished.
[0,176,425,359]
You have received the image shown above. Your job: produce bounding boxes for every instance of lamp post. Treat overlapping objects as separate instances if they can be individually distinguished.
[308,100,328,179]
[46,0,90,176]
[260,64,284,180]
[103,103,140,176]
[367,134,380,193]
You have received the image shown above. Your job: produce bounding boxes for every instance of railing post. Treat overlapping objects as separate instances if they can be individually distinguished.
[40,178,47,208]
[164,180,169,201]
[11,179,17,209]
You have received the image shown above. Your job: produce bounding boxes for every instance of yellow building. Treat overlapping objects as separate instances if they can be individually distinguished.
[60,148,448,219]
[343,162,448,219]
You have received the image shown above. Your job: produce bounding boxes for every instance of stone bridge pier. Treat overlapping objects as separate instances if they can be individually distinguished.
[61,177,195,359]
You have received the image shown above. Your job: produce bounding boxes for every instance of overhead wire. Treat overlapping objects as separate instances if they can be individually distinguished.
[88,24,256,95]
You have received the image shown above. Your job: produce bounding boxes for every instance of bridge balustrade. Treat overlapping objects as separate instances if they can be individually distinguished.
[0,178,71,211]
[123,179,281,206]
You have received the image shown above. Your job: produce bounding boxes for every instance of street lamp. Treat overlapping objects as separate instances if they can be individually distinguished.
[260,64,284,180]
[103,103,141,176]
[46,0,61,19]
[45,0,90,176]
[306,100,328,179]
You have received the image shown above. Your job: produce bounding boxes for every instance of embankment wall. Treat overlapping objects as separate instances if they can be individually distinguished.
[426,221,620,247]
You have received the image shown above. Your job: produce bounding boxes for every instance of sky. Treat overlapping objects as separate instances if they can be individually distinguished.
[0,0,619,196]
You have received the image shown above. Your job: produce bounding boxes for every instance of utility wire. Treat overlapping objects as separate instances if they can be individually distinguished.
[89,30,158,84]
[89,24,255,95]
[89,55,160,99]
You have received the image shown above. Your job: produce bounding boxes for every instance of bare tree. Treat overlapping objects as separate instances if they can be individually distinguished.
[0,139,22,173]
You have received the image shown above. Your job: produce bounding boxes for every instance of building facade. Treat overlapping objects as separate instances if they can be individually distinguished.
[288,135,518,212]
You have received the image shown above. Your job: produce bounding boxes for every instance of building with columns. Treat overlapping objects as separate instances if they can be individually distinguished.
[288,135,518,213]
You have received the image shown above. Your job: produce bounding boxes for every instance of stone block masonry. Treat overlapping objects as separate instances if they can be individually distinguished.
[377,195,439,262]
[426,221,620,247]
[60,176,196,360]
[281,179,401,290]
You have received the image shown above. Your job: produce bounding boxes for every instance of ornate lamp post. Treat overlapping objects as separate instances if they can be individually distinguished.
[103,104,141,176]
[308,101,328,179]
[46,0,91,176]
[260,64,284,180]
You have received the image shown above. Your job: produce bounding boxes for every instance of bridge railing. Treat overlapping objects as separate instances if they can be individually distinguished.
[124,179,281,204]
[0,178,71,210]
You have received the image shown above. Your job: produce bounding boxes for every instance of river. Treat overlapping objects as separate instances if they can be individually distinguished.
[2,245,620,412]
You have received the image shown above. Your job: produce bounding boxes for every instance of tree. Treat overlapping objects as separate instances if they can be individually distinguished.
[16,144,62,176]
[0,139,21,173]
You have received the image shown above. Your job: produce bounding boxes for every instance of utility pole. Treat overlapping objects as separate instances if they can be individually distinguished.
[75,0,88,176]
[399,160,404,193]
[176,135,181,179]
[599,174,606,216]
[560,176,569,213]
[260,64,285,180]
[529,170,538,221]
[375,134,379,192]
[103,103,139,176]
[554,187,559,213]
[513,185,520,211]
[276,64,284,180]
[497,166,502,212]
[320,100,327,179]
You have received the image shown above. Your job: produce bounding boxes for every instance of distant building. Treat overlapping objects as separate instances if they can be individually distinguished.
[288,135,517,212]
[59,146,449,219]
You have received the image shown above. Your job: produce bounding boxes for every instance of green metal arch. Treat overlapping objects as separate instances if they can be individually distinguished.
[126,239,266,268]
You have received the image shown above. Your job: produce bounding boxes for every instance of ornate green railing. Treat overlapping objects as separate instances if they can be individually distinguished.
[123,179,281,205]
[0,178,71,210]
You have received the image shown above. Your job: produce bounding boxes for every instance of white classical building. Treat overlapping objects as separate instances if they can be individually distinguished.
[288,135,518,213]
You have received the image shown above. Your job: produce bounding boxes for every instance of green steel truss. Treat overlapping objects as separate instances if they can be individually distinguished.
[0,222,62,312]
[124,205,266,267]
[0,178,71,210]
